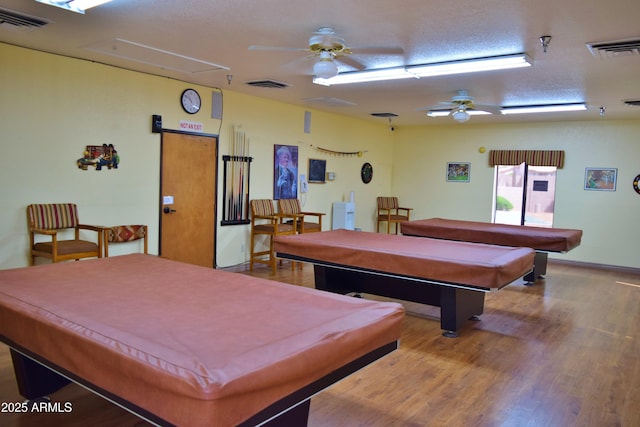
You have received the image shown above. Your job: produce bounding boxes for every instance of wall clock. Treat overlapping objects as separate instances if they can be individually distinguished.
[361,162,373,184]
[181,88,201,114]
[633,174,640,195]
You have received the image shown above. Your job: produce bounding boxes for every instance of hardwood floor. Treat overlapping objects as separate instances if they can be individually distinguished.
[1,260,639,426]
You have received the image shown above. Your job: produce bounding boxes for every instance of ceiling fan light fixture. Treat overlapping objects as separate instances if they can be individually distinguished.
[452,109,471,123]
[313,58,339,79]
[35,0,112,14]
[427,110,491,117]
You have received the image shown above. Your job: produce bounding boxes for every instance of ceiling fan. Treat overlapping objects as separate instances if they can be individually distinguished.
[248,27,403,79]
[418,90,501,122]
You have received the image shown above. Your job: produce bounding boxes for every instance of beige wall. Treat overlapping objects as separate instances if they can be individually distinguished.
[0,43,392,269]
[1,43,638,270]
[392,122,640,268]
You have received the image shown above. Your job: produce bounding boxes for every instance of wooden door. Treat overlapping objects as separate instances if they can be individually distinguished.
[160,132,217,267]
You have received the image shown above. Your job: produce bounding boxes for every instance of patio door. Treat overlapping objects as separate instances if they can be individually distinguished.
[493,163,557,228]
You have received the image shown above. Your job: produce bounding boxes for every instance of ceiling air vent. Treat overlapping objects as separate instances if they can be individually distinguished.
[0,7,49,32]
[303,97,356,107]
[623,100,640,107]
[586,38,640,58]
[370,113,398,118]
[245,80,290,89]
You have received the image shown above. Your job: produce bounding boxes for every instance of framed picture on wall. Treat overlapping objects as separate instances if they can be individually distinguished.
[308,159,327,183]
[446,162,470,182]
[274,145,298,199]
[584,167,617,191]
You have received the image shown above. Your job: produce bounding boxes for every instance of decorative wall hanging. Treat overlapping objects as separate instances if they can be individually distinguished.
[274,144,298,200]
[447,162,470,182]
[308,159,327,183]
[310,144,367,157]
[361,162,373,184]
[584,167,617,191]
[77,144,119,170]
[222,126,251,225]
[633,174,640,195]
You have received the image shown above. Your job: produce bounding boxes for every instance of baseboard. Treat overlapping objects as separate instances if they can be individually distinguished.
[548,258,640,275]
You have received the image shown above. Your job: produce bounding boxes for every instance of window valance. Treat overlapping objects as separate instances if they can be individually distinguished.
[489,150,564,168]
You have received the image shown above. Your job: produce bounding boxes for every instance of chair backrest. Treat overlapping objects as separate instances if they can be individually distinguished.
[107,225,147,243]
[250,199,275,217]
[377,197,399,210]
[27,203,79,230]
[278,198,301,215]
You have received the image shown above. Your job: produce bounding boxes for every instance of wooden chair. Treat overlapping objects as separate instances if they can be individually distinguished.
[250,199,298,272]
[103,225,148,257]
[26,203,103,265]
[376,196,413,234]
[277,199,325,233]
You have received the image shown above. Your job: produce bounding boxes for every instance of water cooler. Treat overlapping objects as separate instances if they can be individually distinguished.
[332,201,355,230]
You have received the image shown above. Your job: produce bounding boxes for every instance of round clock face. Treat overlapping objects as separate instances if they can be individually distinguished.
[361,162,373,184]
[633,174,640,195]
[181,89,201,114]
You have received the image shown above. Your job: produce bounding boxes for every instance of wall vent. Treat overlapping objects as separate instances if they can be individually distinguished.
[586,38,640,58]
[0,7,49,32]
[245,79,290,89]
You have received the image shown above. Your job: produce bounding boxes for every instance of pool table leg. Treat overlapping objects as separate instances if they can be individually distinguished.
[440,287,485,338]
[524,251,548,284]
[313,264,486,338]
[10,349,70,400]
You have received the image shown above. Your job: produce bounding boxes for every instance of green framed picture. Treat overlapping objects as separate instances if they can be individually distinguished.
[446,162,470,182]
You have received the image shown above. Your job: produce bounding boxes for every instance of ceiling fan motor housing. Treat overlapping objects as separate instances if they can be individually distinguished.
[309,27,346,53]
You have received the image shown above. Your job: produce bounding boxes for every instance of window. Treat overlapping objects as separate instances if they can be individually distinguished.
[492,163,557,227]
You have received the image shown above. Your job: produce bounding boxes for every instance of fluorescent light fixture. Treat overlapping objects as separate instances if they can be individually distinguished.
[407,54,532,77]
[313,67,415,86]
[313,53,531,86]
[35,0,112,14]
[427,109,491,117]
[501,103,587,115]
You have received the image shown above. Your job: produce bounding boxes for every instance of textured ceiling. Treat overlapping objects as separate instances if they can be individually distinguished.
[1,0,639,126]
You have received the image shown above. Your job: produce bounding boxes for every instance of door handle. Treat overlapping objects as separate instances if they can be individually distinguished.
[163,206,176,214]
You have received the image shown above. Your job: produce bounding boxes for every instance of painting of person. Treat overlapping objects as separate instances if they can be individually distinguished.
[274,145,298,199]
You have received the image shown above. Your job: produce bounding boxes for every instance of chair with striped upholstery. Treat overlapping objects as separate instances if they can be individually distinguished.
[104,225,148,257]
[26,203,103,265]
[376,196,413,234]
[249,199,298,272]
[277,198,324,233]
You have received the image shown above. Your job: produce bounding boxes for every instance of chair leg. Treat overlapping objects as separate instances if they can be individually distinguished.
[249,233,255,271]
[269,236,276,273]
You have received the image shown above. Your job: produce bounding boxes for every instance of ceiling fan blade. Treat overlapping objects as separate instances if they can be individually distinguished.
[472,104,502,114]
[349,46,404,55]
[416,103,453,111]
[335,55,366,71]
[282,54,317,74]
[248,45,309,52]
